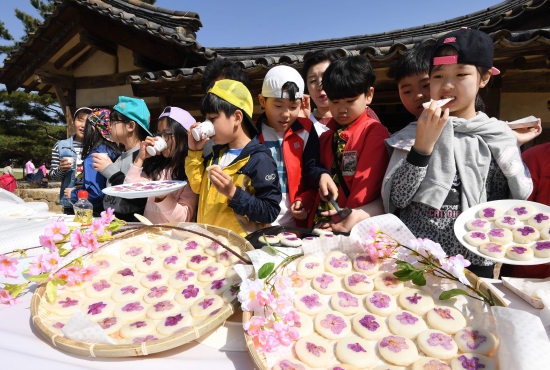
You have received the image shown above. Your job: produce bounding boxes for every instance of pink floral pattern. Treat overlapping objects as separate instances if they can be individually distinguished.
[118,268,134,277]
[146,271,162,281]
[427,332,454,350]
[94,260,110,269]
[279,360,306,370]
[488,228,505,237]
[380,336,408,353]
[202,266,218,277]
[142,256,154,266]
[185,241,198,250]
[154,300,174,312]
[199,298,214,309]
[289,271,307,288]
[300,294,322,309]
[471,219,487,228]
[211,279,225,290]
[485,243,502,253]
[165,314,183,327]
[423,359,451,370]
[157,243,172,252]
[122,302,143,312]
[99,317,117,329]
[320,313,347,334]
[133,335,158,343]
[369,292,391,308]
[53,322,65,329]
[534,213,549,223]
[305,262,319,269]
[536,241,550,251]
[164,256,178,265]
[347,273,368,286]
[482,208,495,218]
[501,216,516,225]
[110,180,181,193]
[126,247,143,256]
[396,312,418,325]
[306,342,326,357]
[356,255,375,270]
[337,292,358,307]
[461,329,487,350]
[359,315,379,331]
[406,293,422,304]
[382,275,398,287]
[517,226,535,236]
[148,286,168,298]
[130,321,147,328]
[457,355,484,370]
[329,255,349,269]
[175,269,194,281]
[87,302,106,315]
[121,286,138,295]
[471,232,486,240]
[92,279,111,292]
[347,343,366,353]
[315,273,334,289]
[219,251,230,261]
[434,308,454,320]
[59,297,79,308]
[511,246,527,254]
[182,285,199,299]
[514,206,528,216]
[190,255,208,264]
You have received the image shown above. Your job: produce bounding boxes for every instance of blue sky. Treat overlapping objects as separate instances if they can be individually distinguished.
[0,0,503,50]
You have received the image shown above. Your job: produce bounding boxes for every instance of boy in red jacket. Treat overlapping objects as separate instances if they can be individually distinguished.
[316,56,390,229]
[256,66,337,227]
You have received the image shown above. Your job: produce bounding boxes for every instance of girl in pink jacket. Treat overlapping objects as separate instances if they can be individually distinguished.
[124,107,198,223]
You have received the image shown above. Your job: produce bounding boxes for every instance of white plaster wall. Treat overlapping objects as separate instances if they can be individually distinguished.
[77,85,134,107]
[118,46,135,73]
[500,93,550,128]
[74,51,116,77]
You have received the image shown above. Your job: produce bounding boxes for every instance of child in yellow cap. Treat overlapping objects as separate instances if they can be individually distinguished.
[185,79,282,236]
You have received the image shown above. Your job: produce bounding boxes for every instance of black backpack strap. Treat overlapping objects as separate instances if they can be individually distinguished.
[331,137,351,198]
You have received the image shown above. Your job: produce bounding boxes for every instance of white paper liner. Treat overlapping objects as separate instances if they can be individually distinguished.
[492,306,550,370]
[245,214,504,369]
[62,310,116,345]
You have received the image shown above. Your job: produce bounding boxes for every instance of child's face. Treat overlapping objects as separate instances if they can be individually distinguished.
[430,63,490,120]
[206,111,238,145]
[398,73,430,119]
[73,113,87,141]
[156,118,175,157]
[259,95,301,133]
[306,61,331,110]
[328,89,373,126]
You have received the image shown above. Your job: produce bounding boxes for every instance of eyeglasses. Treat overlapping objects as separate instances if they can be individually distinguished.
[159,132,174,141]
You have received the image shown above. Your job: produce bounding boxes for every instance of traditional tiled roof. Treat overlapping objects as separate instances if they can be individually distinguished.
[1,0,215,76]
[212,0,549,60]
[128,28,550,86]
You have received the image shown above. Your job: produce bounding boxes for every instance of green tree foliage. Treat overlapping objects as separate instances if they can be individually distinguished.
[0,89,66,163]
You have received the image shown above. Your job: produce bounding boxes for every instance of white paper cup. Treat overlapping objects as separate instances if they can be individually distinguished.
[191,120,215,141]
[146,137,168,156]
[63,157,74,164]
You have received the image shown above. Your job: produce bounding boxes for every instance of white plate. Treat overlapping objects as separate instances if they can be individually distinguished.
[454,200,550,265]
[102,180,186,199]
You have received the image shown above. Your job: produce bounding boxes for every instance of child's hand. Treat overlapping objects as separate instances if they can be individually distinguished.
[413,101,449,155]
[64,187,74,200]
[290,200,308,220]
[91,153,113,172]
[134,136,157,167]
[319,173,338,201]
[299,94,311,119]
[513,119,542,146]
[188,122,209,151]
[209,166,237,200]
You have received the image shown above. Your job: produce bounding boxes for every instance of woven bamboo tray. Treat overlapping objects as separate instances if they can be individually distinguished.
[30,223,253,358]
[243,268,508,370]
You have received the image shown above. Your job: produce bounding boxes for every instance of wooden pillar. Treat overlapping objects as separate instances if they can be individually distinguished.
[54,85,77,138]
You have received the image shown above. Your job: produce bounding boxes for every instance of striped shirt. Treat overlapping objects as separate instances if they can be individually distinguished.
[49,140,83,181]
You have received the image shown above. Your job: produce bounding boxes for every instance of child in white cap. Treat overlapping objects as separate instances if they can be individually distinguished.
[257,65,337,227]
[125,106,198,223]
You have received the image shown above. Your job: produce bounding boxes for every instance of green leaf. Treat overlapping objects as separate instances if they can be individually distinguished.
[58,248,70,257]
[411,271,427,286]
[24,272,50,282]
[393,270,415,280]
[9,285,23,297]
[439,289,469,301]
[230,284,240,292]
[53,278,66,286]
[395,261,415,270]
[46,280,58,303]
[14,249,27,258]
[258,262,275,279]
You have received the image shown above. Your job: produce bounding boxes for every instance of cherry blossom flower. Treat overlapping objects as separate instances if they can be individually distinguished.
[42,251,62,272]
[44,220,69,242]
[256,290,274,307]
[0,289,18,305]
[407,238,447,261]
[89,219,105,237]
[100,208,115,225]
[82,230,99,252]
[29,254,48,276]
[39,234,57,252]
[78,265,99,283]
[244,316,267,336]
[238,279,264,312]
[0,255,18,278]
[441,254,471,285]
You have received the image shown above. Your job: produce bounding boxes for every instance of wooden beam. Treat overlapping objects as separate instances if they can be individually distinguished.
[502,71,550,92]
[54,42,88,69]
[73,70,142,89]
[35,69,74,90]
[38,85,52,96]
[24,80,41,93]
[133,52,173,71]
[66,47,97,72]
[79,30,117,56]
